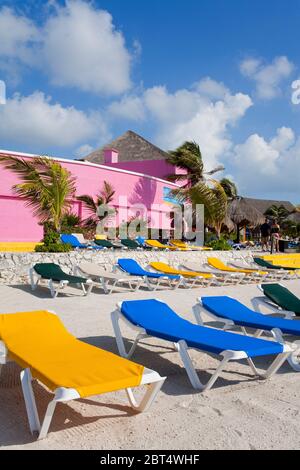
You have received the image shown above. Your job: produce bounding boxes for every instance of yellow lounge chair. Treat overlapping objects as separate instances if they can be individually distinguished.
[170,240,212,251]
[170,240,191,251]
[0,311,165,439]
[149,262,216,287]
[207,257,267,281]
[145,240,178,250]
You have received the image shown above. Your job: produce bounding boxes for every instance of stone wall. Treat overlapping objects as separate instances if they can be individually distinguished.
[0,250,257,285]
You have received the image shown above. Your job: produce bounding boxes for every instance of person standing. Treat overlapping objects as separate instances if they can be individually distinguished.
[260,218,271,251]
[270,220,281,253]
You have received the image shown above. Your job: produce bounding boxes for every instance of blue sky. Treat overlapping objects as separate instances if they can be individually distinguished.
[0,0,300,201]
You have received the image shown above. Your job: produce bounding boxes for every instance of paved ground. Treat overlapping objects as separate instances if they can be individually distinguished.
[0,279,300,450]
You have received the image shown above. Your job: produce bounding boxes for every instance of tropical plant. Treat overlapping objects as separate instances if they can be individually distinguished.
[77,181,116,229]
[0,155,76,231]
[166,141,225,187]
[60,213,83,234]
[34,229,72,253]
[207,237,232,251]
[220,178,238,200]
[264,205,291,224]
[189,180,228,238]
[167,141,227,238]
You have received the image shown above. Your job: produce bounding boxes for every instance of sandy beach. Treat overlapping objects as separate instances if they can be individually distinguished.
[1,279,300,450]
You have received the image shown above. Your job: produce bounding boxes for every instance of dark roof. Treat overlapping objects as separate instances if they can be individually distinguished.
[84,130,170,164]
[228,198,265,227]
[287,212,300,223]
[242,197,295,215]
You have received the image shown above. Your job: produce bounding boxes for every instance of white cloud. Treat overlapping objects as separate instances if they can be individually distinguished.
[232,127,300,196]
[193,77,229,99]
[75,143,94,158]
[144,86,252,169]
[0,6,39,63]
[0,6,40,84]
[0,91,108,150]
[0,1,132,95]
[240,56,294,99]
[108,95,145,121]
[108,81,252,170]
[42,0,132,95]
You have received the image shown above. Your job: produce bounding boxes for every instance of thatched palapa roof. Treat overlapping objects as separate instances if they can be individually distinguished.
[83,131,170,164]
[228,197,265,227]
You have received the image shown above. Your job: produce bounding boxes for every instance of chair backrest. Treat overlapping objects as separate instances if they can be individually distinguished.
[95,239,114,248]
[262,283,300,315]
[34,263,63,279]
[150,262,177,274]
[61,234,80,247]
[72,233,86,244]
[118,258,146,275]
[121,239,139,249]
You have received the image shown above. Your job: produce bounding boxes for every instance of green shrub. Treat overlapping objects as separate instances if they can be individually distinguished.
[42,230,60,246]
[35,229,72,253]
[35,243,72,253]
[207,238,232,251]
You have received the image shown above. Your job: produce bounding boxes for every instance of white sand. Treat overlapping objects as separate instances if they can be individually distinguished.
[1,280,300,450]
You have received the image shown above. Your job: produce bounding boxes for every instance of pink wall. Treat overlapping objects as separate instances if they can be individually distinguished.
[101,158,187,183]
[0,151,180,241]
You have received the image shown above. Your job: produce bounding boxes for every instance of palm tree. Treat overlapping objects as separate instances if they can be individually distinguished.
[264,204,291,224]
[0,155,76,231]
[220,178,238,201]
[167,141,225,187]
[167,141,227,238]
[189,180,228,238]
[77,181,115,229]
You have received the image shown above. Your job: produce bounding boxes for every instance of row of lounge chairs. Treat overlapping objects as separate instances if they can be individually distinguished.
[60,234,212,251]
[1,282,300,439]
[29,255,299,298]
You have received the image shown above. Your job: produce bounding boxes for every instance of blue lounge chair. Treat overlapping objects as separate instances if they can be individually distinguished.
[111,299,291,390]
[196,296,300,371]
[60,234,103,250]
[117,259,182,290]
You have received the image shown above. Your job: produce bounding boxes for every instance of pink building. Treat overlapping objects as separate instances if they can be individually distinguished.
[0,131,185,242]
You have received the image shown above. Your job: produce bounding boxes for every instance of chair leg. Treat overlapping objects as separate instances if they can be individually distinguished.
[111,310,147,358]
[125,378,165,413]
[20,368,41,434]
[177,341,231,391]
[38,399,57,440]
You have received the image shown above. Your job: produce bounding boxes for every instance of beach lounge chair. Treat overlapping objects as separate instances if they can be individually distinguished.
[207,257,268,282]
[254,257,299,277]
[29,263,93,298]
[120,239,144,250]
[145,240,178,251]
[117,259,183,290]
[149,262,217,287]
[94,239,123,250]
[76,262,143,294]
[229,260,288,281]
[196,295,299,371]
[255,284,300,318]
[0,310,165,439]
[61,234,103,250]
[111,299,291,390]
[170,240,212,251]
[180,261,245,285]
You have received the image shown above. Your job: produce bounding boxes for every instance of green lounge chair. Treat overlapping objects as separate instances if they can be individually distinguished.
[121,239,152,250]
[254,257,299,272]
[257,283,300,318]
[94,239,122,250]
[29,263,93,298]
